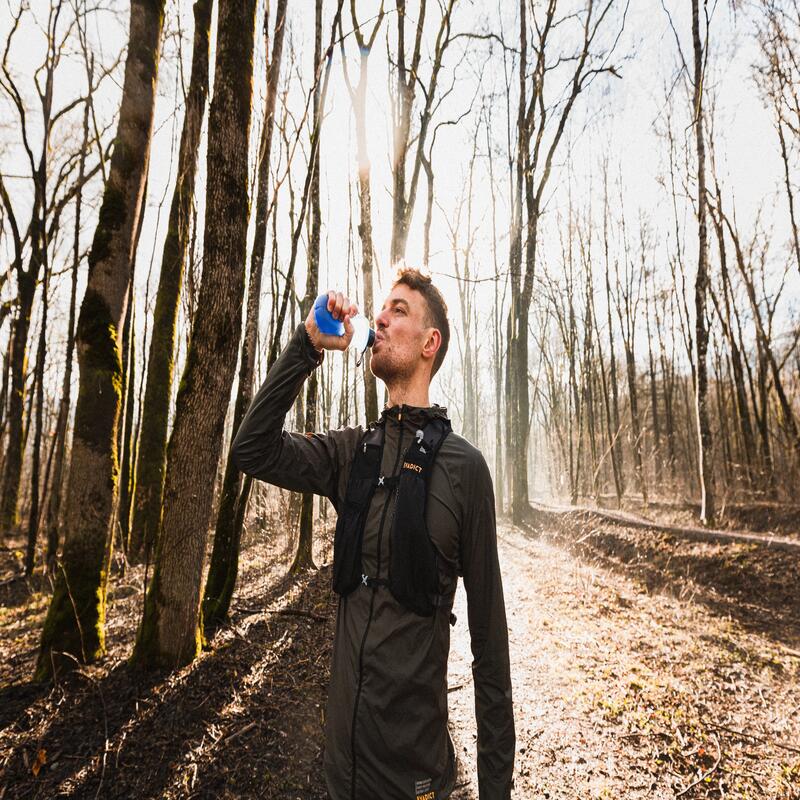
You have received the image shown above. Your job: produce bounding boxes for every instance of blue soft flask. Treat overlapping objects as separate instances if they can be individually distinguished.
[313,293,376,365]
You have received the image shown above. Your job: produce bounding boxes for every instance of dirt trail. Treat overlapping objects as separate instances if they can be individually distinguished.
[446,521,800,800]
[2,515,799,798]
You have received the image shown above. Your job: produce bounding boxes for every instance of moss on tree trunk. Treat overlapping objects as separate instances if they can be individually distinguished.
[35,0,167,680]
[133,0,258,670]
[129,0,213,563]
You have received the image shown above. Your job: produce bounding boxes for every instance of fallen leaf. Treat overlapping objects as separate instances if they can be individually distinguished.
[32,749,46,777]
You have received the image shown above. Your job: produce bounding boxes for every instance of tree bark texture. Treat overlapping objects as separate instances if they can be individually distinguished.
[293,0,324,576]
[692,0,716,524]
[203,0,287,631]
[133,0,258,670]
[129,0,213,562]
[24,265,48,575]
[36,0,167,679]
[45,85,91,571]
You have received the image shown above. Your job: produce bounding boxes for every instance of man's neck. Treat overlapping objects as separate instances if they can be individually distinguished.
[385,380,430,409]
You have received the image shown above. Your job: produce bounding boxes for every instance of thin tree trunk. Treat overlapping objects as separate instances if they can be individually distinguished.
[602,175,624,504]
[708,193,757,490]
[44,76,91,572]
[129,0,213,562]
[339,4,384,424]
[293,0,324,577]
[777,118,800,279]
[623,341,647,504]
[645,272,662,487]
[25,266,48,576]
[1,271,36,532]
[692,0,715,524]
[117,284,136,553]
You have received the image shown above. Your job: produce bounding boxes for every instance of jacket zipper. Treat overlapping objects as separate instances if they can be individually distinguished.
[350,405,405,800]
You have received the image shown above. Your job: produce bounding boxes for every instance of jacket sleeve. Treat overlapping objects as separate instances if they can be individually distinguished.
[460,451,515,799]
[231,322,359,506]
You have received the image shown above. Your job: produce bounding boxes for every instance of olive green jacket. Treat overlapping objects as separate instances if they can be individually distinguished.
[232,323,515,800]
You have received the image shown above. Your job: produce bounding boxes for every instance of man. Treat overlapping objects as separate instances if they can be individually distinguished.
[232,268,515,799]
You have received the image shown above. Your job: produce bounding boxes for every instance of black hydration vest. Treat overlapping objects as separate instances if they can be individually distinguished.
[332,416,452,617]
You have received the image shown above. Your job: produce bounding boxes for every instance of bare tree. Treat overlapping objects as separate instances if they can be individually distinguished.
[36,0,167,679]
[338,1,385,423]
[135,0,345,669]
[753,0,800,278]
[44,59,94,572]
[128,0,214,563]
[0,1,113,537]
[507,0,626,523]
[203,0,288,632]
[294,0,327,576]
[389,0,457,264]
[131,0,260,669]
[691,0,715,523]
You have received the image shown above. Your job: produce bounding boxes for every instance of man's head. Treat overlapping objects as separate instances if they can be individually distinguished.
[369,267,450,386]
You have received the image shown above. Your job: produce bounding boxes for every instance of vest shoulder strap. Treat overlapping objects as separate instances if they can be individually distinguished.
[399,417,452,488]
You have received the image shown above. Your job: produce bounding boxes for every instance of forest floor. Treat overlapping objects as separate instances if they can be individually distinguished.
[1,503,799,799]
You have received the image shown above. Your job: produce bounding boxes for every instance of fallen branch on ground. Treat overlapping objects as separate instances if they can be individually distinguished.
[530,501,800,553]
[707,722,800,755]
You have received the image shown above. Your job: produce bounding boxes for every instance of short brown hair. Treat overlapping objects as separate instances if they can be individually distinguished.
[392,267,450,379]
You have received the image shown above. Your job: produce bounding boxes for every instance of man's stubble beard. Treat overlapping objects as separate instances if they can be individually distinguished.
[368,345,415,386]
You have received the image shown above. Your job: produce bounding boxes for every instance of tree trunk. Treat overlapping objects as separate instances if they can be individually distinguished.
[202,0,288,632]
[45,83,91,572]
[25,266,48,575]
[623,341,647,504]
[292,0,324,577]
[645,274,662,487]
[603,213,624,504]
[1,272,36,533]
[117,284,136,553]
[36,0,167,680]
[708,196,757,490]
[131,0,259,670]
[129,0,213,562]
[692,0,715,524]
[339,4,384,424]
[389,0,455,265]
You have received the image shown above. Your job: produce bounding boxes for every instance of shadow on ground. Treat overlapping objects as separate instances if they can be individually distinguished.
[1,563,335,800]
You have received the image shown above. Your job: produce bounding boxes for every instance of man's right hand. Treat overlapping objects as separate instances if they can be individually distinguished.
[305,290,358,352]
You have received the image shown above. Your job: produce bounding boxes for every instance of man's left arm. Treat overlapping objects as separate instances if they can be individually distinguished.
[460,451,516,799]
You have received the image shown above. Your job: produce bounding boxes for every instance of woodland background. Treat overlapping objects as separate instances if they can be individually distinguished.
[0,0,799,798]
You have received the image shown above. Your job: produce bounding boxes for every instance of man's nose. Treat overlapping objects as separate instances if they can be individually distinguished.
[376,308,389,329]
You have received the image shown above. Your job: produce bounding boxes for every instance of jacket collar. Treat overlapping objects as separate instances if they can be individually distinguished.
[377,402,449,426]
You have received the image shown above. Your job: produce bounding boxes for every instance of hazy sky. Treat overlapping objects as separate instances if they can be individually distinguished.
[1,0,796,454]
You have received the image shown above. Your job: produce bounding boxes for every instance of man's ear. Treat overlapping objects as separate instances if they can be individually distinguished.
[422,327,441,362]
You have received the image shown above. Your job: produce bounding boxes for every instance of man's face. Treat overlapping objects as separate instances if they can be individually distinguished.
[369,284,432,384]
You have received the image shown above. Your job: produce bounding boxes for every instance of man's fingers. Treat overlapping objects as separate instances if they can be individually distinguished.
[324,291,358,322]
